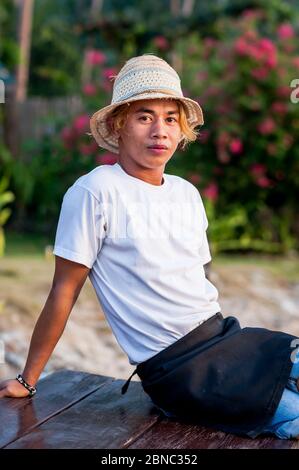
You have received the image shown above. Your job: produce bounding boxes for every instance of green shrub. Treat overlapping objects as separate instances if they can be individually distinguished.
[0,173,15,256]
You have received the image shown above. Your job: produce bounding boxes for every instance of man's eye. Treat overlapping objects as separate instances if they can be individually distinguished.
[138,116,177,123]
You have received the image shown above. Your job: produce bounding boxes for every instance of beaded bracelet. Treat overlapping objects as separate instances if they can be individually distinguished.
[16,374,37,397]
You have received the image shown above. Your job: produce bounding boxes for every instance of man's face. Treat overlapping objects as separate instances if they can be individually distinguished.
[115,99,182,170]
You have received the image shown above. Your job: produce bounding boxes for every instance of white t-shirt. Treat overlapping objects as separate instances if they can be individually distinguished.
[53,162,221,365]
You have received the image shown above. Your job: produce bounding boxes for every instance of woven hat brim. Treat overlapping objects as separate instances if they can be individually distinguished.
[89,93,204,154]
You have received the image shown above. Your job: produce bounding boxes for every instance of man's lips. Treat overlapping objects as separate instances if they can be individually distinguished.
[147,145,168,149]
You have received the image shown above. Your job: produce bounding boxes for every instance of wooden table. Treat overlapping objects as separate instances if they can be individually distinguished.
[1,369,298,449]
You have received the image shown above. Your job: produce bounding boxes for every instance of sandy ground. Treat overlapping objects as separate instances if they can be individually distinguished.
[0,255,298,384]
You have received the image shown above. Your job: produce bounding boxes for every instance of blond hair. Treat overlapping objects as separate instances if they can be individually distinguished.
[107,99,199,151]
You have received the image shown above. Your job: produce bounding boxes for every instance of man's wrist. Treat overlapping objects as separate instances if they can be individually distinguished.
[21,370,38,387]
[16,374,37,397]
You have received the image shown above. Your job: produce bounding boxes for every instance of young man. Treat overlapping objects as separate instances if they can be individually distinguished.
[0,54,298,440]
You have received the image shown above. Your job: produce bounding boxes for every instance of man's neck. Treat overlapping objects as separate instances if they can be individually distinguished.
[117,159,164,186]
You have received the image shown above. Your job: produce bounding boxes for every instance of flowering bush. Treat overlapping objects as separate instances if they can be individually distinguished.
[164,9,299,254]
[60,49,118,169]
[17,11,299,252]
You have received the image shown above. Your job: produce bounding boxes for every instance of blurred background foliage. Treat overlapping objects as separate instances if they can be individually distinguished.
[0,0,299,256]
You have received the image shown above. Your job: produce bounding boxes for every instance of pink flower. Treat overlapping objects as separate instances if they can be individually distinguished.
[73,114,90,133]
[251,67,269,80]
[202,37,217,58]
[188,173,201,184]
[202,182,219,202]
[271,101,288,115]
[61,126,73,142]
[203,37,217,48]
[102,67,118,80]
[255,176,272,188]
[199,130,210,143]
[229,138,243,154]
[292,57,299,68]
[217,131,229,146]
[257,118,276,135]
[79,143,92,156]
[102,81,112,92]
[97,152,117,165]
[86,49,106,66]
[153,36,169,50]
[247,45,264,61]
[197,71,209,81]
[277,23,295,40]
[244,30,258,40]
[265,53,277,68]
[259,38,276,54]
[79,142,98,156]
[235,37,249,56]
[61,126,75,149]
[250,164,273,187]
[250,163,266,176]
[235,35,278,71]
[216,131,231,162]
[205,86,220,98]
[83,83,97,96]
[283,134,294,148]
[276,86,291,98]
[217,149,230,164]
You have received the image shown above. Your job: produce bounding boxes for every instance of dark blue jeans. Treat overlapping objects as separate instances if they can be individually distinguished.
[260,359,299,439]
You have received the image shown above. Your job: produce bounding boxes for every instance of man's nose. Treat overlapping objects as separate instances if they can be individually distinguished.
[150,118,168,138]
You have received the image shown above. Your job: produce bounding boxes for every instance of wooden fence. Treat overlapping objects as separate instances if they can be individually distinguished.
[2,87,84,158]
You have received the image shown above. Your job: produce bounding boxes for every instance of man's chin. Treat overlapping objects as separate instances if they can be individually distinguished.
[143,151,173,165]
[140,159,169,170]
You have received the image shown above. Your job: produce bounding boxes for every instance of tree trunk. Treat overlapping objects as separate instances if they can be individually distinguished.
[170,0,183,74]
[16,0,34,103]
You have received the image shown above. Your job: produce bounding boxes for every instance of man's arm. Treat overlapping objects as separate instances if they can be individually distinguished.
[0,256,90,398]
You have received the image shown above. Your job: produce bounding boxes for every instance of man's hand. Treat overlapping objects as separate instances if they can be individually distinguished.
[0,379,31,398]
[0,256,91,399]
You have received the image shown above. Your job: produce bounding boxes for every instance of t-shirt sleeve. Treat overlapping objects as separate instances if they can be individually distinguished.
[53,184,107,269]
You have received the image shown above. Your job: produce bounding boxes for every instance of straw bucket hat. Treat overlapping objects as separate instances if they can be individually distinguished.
[89,54,204,154]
